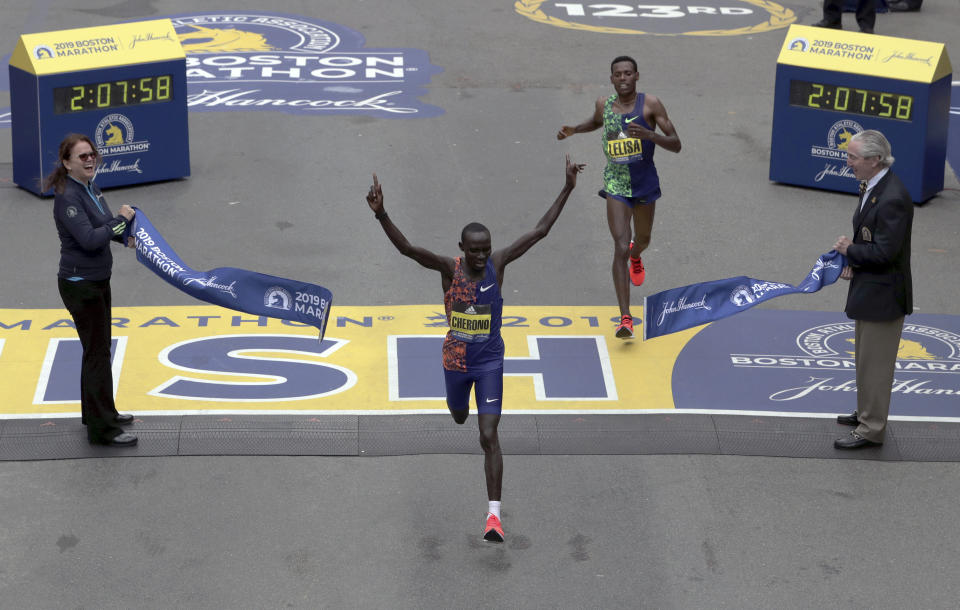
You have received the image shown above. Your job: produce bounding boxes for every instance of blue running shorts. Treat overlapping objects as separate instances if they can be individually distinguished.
[443,367,504,415]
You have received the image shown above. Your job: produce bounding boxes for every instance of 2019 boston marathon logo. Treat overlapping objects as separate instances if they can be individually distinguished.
[672,310,960,418]
[515,0,795,36]
[812,119,862,183]
[168,12,443,117]
[94,113,149,175]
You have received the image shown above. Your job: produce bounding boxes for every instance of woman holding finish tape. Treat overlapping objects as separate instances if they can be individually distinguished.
[45,133,138,447]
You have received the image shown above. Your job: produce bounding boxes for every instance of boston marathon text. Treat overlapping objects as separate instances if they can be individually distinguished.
[135,228,188,278]
[295,292,328,322]
[732,356,960,372]
[54,37,119,56]
[186,55,407,82]
[810,39,874,61]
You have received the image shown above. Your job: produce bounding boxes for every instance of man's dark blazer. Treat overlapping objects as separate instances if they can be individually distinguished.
[844,170,913,321]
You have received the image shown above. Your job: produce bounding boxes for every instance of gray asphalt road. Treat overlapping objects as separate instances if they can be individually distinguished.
[1,0,959,608]
[2,455,960,609]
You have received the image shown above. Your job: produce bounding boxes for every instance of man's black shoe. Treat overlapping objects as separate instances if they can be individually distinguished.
[89,432,138,447]
[834,431,881,449]
[812,19,841,28]
[837,413,859,426]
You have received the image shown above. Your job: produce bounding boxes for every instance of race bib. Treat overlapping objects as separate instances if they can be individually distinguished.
[606,131,644,164]
[449,302,492,343]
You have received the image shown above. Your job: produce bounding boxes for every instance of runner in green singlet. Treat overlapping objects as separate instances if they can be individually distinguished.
[557,56,681,339]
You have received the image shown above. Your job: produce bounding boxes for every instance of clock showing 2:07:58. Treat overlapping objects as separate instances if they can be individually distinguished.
[789,80,914,121]
[52,74,173,114]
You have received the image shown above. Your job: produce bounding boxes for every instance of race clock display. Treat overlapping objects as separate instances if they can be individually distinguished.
[788,81,913,121]
[53,74,173,114]
[769,25,952,203]
[9,20,190,195]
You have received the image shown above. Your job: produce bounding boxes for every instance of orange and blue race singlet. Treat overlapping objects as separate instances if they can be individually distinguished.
[442,258,504,373]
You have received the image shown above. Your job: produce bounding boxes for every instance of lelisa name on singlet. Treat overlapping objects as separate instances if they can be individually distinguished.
[605,128,644,164]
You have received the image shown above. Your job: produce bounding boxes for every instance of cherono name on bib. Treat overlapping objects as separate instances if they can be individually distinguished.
[449,302,492,343]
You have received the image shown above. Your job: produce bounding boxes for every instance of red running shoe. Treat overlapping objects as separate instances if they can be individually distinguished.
[628,240,645,287]
[615,315,635,340]
[483,513,505,543]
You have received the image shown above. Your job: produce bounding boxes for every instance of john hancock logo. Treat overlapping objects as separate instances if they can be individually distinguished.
[167,12,443,118]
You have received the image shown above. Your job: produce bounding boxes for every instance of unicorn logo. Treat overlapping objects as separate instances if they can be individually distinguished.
[177,24,277,53]
[104,123,125,146]
[264,286,292,310]
[827,120,864,153]
[33,45,55,59]
[94,113,136,151]
[729,286,755,307]
[845,338,937,360]
[798,322,960,361]
[836,129,855,151]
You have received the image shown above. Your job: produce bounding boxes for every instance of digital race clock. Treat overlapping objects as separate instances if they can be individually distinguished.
[769,25,952,203]
[53,75,173,114]
[788,80,913,121]
[9,19,190,195]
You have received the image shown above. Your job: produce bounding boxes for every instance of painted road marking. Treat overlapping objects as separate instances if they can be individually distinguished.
[3,305,958,420]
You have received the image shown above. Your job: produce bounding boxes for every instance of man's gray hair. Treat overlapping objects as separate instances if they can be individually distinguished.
[851,129,894,168]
